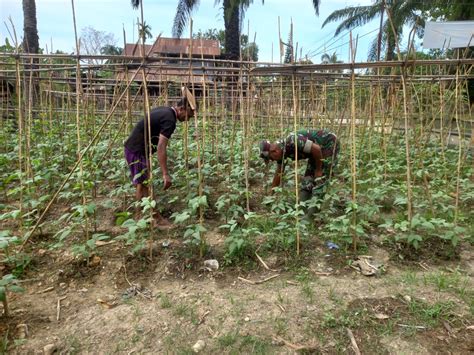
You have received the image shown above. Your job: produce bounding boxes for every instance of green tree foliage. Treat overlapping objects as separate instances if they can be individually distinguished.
[100,45,123,56]
[173,0,322,60]
[193,28,259,61]
[321,51,343,64]
[138,21,153,43]
[323,0,425,61]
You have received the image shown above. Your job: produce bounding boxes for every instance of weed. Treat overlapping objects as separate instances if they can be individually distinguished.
[160,294,172,309]
[328,287,343,305]
[173,302,198,324]
[218,332,239,347]
[239,335,271,353]
[217,331,271,354]
[407,299,455,327]
[300,282,315,303]
[273,317,288,335]
[63,335,82,354]
[322,311,338,328]
[0,330,8,354]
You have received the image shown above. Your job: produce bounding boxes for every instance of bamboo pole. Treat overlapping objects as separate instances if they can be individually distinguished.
[349,32,358,251]
[13,28,24,231]
[386,7,413,223]
[71,0,90,244]
[453,59,462,224]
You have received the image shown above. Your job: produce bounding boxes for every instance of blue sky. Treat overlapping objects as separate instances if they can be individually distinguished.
[1,0,388,63]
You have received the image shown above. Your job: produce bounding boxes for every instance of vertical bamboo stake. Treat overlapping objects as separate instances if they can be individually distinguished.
[25,57,33,181]
[192,33,206,257]
[13,28,24,231]
[123,25,132,134]
[71,0,89,245]
[386,8,413,223]
[349,32,358,251]
[292,72,300,255]
[239,43,251,213]
[453,60,462,224]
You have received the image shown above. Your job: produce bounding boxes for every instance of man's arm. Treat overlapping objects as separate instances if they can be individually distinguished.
[157,134,172,190]
[310,143,323,177]
[271,163,285,189]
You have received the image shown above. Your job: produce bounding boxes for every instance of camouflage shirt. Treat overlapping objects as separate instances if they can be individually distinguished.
[277,129,338,164]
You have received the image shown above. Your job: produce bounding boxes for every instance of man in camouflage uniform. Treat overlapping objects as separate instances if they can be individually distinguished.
[259,129,340,215]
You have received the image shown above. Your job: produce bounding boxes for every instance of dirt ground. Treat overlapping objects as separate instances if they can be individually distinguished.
[1,214,473,355]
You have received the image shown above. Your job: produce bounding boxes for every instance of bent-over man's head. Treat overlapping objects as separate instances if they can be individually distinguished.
[175,97,197,122]
[259,139,283,162]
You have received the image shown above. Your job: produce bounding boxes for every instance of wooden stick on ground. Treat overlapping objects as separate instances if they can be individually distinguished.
[274,336,319,352]
[397,324,426,330]
[346,328,361,355]
[37,286,54,294]
[56,296,67,321]
[198,310,211,325]
[255,252,278,272]
[238,274,280,285]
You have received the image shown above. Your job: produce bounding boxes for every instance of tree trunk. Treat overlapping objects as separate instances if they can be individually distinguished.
[377,0,385,61]
[22,0,39,107]
[22,0,39,54]
[385,31,396,62]
[223,0,240,60]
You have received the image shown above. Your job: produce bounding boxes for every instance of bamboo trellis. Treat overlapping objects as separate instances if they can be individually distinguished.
[0,47,472,254]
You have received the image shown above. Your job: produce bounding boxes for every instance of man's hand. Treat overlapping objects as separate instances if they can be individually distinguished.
[163,174,172,190]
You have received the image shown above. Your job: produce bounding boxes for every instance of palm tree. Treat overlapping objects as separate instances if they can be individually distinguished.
[138,21,153,43]
[321,51,343,73]
[322,0,425,61]
[321,51,342,64]
[173,1,322,60]
[172,0,241,60]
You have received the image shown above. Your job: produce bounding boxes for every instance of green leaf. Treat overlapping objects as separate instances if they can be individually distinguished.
[174,211,191,224]
[8,285,24,293]
[86,203,97,215]
[121,219,137,228]
[421,221,435,230]
[0,274,15,286]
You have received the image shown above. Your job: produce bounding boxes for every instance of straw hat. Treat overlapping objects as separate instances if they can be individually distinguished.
[181,86,197,111]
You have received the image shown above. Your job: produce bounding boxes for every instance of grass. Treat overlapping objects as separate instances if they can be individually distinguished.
[217,332,272,353]
[400,269,473,314]
[159,293,172,308]
[328,286,343,305]
[173,302,199,325]
[407,299,455,327]
[273,316,288,335]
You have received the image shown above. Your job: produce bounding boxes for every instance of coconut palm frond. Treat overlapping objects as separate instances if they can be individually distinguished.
[321,53,330,63]
[332,7,380,37]
[322,6,374,29]
[130,0,141,10]
[367,35,381,61]
[172,0,200,38]
[312,0,321,16]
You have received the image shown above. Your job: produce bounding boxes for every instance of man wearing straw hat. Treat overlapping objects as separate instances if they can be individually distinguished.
[259,129,340,216]
[124,87,197,227]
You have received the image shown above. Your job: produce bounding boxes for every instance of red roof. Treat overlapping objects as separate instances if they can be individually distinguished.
[124,37,220,57]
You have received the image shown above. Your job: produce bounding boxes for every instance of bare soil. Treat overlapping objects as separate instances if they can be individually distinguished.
[1,202,473,354]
